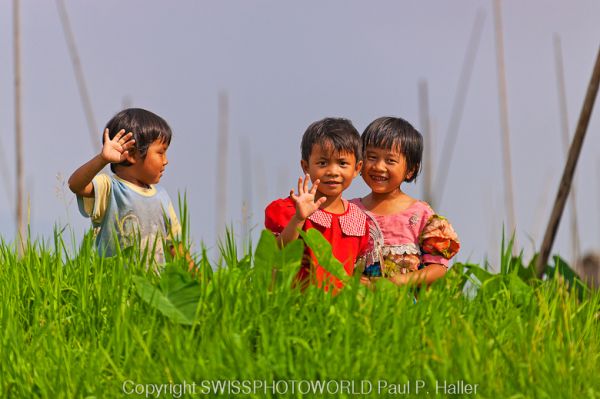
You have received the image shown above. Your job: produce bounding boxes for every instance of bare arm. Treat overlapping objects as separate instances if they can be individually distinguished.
[68,129,135,197]
[360,263,448,288]
[168,243,195,272]
[277,174,326,247]
[68,154,109,197]
[278,214,308,247]
[390,263,447,287]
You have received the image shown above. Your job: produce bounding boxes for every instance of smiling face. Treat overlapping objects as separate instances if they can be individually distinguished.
[130,139,169,186]
[301,142,361,200]
[361,146,413,194]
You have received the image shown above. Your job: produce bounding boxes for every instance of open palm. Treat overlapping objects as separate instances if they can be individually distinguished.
[101,128,136,163]
[290,174,327,220]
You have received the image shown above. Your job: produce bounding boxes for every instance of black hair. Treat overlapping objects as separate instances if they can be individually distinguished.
[362,117,423,183]
[301,117,362,162]
[103,108,172,173]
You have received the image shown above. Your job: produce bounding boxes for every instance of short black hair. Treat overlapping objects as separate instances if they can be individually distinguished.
[362,117,423,183]
[301,118,362,162]
[103,108,172,173]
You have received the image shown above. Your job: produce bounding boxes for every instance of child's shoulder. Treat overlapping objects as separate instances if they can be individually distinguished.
[349,197,433,216]
[264,197,296,227]
[265,197,295,211]
[412,200,434,214]
[349,197,364,208]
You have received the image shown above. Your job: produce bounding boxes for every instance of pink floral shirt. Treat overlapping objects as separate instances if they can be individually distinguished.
[350,198,450,269]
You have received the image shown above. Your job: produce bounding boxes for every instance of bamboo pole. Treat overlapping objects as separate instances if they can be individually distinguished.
[56,0,98,152]
[254,157,268,219]
[13,0,25,255]
[536,46,600,277]
[492,0,518,252]
[418,80,434,206]
[240,136,252,244]
[553,34,581,267]
[434,9,485,204]
[215,91,229,241]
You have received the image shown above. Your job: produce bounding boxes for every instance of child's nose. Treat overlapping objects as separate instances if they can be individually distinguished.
[326,165,340,176]
[373,159,386,170]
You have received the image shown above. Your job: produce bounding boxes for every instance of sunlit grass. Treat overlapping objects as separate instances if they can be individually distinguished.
[0,221,598,398]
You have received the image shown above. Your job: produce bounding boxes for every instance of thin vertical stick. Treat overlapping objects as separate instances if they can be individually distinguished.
[13,0,25,255]
[56,0,98,152]
[553,34,581,267]
[418,80,434,206]
[255,157,268,219]
[216,91,229,241]
[493,0,517,251]
[536,46,600,277]
[434,9,485,204]
[240,137,252,244]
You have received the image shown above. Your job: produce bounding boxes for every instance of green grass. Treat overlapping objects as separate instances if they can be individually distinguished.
[0,226,599,398]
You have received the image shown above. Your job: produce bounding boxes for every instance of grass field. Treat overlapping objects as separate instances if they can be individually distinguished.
[0,225,599,398]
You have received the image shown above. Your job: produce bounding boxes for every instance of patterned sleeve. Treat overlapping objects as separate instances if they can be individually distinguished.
[166,202,182,240]
[418,204,460,267]
[264,198,296,235]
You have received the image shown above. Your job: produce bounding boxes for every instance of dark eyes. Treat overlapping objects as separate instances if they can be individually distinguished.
[367,156,396,163]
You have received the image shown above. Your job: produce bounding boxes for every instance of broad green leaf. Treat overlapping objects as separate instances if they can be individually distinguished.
[254,230,278,270]
[547,255,578,283]
[507,274,533,306]
[300,229,347,281]
[280,239,304,271]
[133,266,201,325]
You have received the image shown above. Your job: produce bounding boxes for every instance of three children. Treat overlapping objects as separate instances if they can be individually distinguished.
[71,108,458,288]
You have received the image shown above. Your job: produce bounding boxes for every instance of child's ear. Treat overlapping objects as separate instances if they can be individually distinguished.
[300,160,309,174]
[405,166,417,181]
[124,150,137,164]
[354,160,363,178]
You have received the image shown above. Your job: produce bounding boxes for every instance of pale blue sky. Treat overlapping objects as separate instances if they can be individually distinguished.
[1,1,599,269]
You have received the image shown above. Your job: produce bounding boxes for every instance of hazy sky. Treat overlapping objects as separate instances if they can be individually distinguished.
[1,1,599,269]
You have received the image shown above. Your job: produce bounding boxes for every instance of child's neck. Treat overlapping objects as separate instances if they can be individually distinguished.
[363,188,416,215]
[316,193,345,214]
[114,170,151,189]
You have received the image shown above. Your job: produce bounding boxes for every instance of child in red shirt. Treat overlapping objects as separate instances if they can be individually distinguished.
[265,118,369,291]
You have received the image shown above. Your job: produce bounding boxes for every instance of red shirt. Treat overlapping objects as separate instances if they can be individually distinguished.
[264,197,369,291]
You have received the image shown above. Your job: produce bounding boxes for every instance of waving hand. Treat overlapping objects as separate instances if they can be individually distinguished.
[290,174,327,220]
[101,128,136,163]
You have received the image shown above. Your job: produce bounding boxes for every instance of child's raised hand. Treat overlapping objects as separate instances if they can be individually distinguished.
[101,128,136,164]
[290,174,327,221]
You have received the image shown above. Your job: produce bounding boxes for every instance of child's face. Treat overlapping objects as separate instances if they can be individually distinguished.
[300,143,361,199]
[131,139,169,185]
[362,146,411,193]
